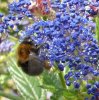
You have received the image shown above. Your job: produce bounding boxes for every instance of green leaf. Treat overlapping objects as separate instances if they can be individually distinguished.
[42,71,62,89]
[50,89,75,100]
[39,85,56,92]
[0,90,22,100]
[51,89,85,100]
[7,57,45,100]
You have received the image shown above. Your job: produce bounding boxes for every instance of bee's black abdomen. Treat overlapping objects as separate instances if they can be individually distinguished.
[28,57,44,76]
[18,60,44,76]
[18,61,30,75]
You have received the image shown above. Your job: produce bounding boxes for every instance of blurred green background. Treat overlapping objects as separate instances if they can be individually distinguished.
[0,0,18,100]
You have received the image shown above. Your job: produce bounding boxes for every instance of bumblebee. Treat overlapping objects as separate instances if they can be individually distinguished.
[17,37,51,76]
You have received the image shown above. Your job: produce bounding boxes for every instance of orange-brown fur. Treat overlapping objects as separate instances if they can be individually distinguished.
[17,43,32,63]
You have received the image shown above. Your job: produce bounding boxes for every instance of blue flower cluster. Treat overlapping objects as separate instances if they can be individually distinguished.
[0,0,99,99]
[8,0,32,18]
[0,39,15,54]
[85,81,99,100]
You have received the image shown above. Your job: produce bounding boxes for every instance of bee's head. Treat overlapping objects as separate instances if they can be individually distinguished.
[21,37,46,55]
[22,37,35,45]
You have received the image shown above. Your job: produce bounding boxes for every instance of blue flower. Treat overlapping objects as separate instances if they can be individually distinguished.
[0,0,99,99]
[0,13,4,18]
[58,63,64,71]
[66,80,71,86]
[74,82,80,89]
[0,40,15,54]
[86,84,92,89]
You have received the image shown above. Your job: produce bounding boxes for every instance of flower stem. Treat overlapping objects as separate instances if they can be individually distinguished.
[0,90,22,100]
[54,62,67,89]
[95,16,99,43]
[58,71,67,89]
[9,35,18,41]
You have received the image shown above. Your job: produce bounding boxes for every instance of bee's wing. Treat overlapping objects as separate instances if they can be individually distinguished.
[28,53,44,75]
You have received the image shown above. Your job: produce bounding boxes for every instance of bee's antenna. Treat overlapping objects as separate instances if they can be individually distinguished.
[37,43,47,49]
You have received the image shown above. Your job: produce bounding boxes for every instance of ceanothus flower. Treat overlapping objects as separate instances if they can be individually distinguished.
[19,0,98,99]
[0,0,99,99]
[0,39,15,54]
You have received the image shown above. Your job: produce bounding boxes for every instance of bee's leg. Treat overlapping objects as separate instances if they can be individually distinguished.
[43,60,51,70]
[31,48,40,55]
[31,43,47,55]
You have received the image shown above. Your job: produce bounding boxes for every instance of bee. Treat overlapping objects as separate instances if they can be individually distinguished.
[17,37,51,76]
